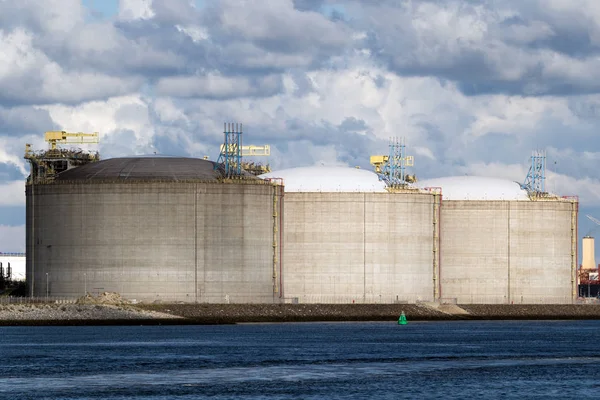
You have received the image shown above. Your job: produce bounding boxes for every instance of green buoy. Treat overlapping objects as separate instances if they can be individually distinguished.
[398,311,407,325]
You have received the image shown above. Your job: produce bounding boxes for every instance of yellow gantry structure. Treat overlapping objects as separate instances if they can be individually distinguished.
[219,144,271,176]
[44,131,99,150]
[369,154,414,173]
[219,144,271,156]
[24,130,100,184]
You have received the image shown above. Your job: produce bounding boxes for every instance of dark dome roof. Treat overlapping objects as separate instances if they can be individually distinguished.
[55,157,241,182]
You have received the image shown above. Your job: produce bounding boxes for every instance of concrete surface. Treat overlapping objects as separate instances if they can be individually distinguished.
[26,181,281,303]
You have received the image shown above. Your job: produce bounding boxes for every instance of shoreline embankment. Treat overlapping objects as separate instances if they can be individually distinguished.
[3,300,600,326]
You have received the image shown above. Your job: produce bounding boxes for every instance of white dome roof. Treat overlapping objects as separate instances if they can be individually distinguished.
[259,166,387,192]
[416,176,530,201]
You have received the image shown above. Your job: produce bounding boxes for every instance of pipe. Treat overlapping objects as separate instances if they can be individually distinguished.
[272,186,278,296]
[279,185,284,299]
[508,202,511,304]
[572,198,579,300]
[576,200,579,300]
[194,183,198,303]
[432,193,438,300]
[439,189,443,300]
[424,187,442,301]
[31,180,35,297]
[265,178,284,299]
[576,199,579,301]
[562,196,579,301]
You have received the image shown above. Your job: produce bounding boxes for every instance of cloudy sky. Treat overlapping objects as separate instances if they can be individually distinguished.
[2,0,600,256]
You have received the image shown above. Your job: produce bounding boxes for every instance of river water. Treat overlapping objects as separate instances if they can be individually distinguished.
[1,320,599,399]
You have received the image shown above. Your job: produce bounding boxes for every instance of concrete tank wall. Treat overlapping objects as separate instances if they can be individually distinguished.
[440,200,576,304]
[282,192,435,303]
[26,182,281,303]
[508,201,576,304]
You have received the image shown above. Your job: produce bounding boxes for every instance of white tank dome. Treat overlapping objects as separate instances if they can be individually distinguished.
[259,166,387,192]
[416,176,530,201]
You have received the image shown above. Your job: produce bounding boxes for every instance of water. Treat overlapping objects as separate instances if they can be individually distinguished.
[1,320,599,399]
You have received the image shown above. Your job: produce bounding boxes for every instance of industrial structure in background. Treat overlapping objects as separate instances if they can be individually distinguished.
[579,215,600,298]
[24,131,100,184]
[261,164,437,304]
[370,137,417,188]
[0,253,25,284]
[0,259,11,291]
[521,150,547,197]
[215,123,271,177]
[23,124,581,304]
[219,144,271,176]
[25,124,284,303]
[260,167,578,304]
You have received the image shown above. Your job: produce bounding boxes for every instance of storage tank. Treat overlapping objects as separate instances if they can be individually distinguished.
[260,166,438,304]
[26,157,283,303]
[582,236,596,270]
[417,176,578,304]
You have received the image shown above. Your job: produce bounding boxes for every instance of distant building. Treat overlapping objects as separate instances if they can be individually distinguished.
[0,253,26,281]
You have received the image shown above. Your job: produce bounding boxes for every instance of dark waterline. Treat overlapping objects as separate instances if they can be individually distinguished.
[1,320,599,399]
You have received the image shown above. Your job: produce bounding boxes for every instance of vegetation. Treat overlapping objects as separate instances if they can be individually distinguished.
[5,281,27,297]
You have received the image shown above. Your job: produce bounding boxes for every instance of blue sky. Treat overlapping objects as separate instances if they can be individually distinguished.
[82,0,119,19]
[82,0,207,19]
[1,0,600,259]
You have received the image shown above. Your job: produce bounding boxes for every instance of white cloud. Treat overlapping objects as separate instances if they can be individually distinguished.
[41,95,155,158]
[156,74,283,99]
[176,24,209,42]
[118,0,155,21]
[549,173,600,205]
[498,20,555,44]
[349,0,600,95]
[217,0,348,49]
[0,0,84,34]
[413,146,436,161]
[152,98,188,123]
[0,225,25,253]
[0,181,25,206]
[453,160,600,206]
[458,162,527,183]
[0,137,30,176]
[0,29,142,105]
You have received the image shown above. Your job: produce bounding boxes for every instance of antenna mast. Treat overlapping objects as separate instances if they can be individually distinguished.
[522,150,546,194]
[216,123,243,177]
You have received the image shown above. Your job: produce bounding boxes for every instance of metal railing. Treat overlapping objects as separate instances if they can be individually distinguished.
[0,296,76,305]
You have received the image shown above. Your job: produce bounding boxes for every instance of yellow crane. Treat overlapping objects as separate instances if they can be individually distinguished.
[219,144,271,175]
[370,150,417,185]
[369,155,414,172]
[370,155,389,174]
[44,131,99,150]
[219,144,271,156]
[24,130,100,184]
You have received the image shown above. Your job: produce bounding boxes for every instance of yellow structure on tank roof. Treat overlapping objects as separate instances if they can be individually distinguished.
[219,144,271,156]
[44,131,99,150]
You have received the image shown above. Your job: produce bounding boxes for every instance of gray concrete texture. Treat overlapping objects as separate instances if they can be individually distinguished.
[439,200,577,304]
[25,173,579,305]
[282,192,435,304]
[26,182,282,303]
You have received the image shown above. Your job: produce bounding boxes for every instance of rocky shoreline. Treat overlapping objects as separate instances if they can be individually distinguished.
[3,297,600,326]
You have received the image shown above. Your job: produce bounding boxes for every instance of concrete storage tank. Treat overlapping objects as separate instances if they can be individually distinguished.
[582,236,596,270]
[417,176,578,304]
[26,157,283,303]
[260,166,438,304]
